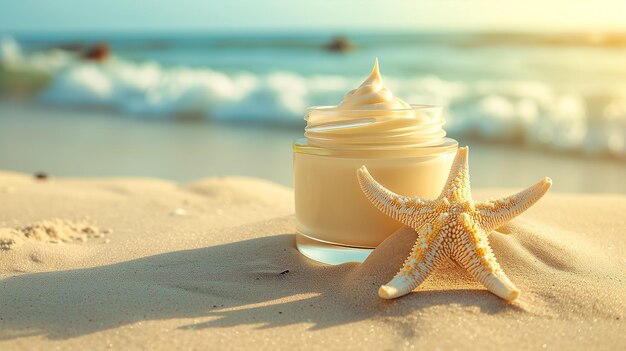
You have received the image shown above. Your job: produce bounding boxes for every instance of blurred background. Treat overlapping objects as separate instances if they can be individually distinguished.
[1,0,625,193]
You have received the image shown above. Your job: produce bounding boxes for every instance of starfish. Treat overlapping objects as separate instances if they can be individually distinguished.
[356,146,552,301]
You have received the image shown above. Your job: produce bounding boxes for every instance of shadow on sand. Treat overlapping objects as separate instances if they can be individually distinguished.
[0,226,520,341]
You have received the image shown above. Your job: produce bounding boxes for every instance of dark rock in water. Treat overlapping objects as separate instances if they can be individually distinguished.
[34,172,49,180]
[324,36,353,52]
[83,42,110,61]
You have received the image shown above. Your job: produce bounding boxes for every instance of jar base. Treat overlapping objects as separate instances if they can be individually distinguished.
[296,233,373,265]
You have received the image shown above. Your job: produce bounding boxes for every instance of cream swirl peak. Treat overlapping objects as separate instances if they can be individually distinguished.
[338,58,411,110]
[304,59,448,150]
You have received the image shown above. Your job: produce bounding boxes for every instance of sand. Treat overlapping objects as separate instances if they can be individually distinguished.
[0,171,624,350]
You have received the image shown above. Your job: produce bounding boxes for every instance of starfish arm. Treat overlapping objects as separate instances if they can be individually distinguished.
[357,166,431,228]
[475,177,552,233]
[461,250,520,301]
[455,213,520,301]
[477,268,520,301]
[379,219,447,299]
[438,146,472,203]
[378,243,440,299]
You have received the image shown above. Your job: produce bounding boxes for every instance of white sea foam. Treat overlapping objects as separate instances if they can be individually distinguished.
[0,36,21,64]
[1,37,625,157]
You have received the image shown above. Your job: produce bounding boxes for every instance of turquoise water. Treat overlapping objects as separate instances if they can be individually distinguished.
[2,31,626,157]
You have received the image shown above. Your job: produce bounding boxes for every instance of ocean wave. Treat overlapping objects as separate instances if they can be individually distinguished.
[1,36,625,158]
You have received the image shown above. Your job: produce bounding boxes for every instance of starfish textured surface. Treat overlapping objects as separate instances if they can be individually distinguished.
[357,147,552,301]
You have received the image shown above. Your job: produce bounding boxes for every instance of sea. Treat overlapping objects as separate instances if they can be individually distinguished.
[1,31,626,158]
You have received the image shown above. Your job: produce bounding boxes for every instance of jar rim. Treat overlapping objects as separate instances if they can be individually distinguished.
[304,104,448,150]
[293,137,459,158]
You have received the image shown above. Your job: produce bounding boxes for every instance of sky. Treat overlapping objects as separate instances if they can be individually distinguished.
[1,0,625,33]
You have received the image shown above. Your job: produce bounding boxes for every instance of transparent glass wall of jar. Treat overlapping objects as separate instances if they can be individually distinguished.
[294,105,458,264]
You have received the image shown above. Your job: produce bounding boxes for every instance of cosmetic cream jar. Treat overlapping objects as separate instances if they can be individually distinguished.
[294,105,458,264]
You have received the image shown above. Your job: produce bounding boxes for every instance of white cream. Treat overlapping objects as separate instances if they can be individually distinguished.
[338,58,411,110]
[294,59,458,264]
[305,59,446,150]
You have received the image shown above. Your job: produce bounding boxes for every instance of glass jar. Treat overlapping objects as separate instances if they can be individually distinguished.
[294,105,458,264]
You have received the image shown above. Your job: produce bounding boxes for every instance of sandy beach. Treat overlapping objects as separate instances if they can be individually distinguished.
[2,2,626,350]
[0,171,624,350]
